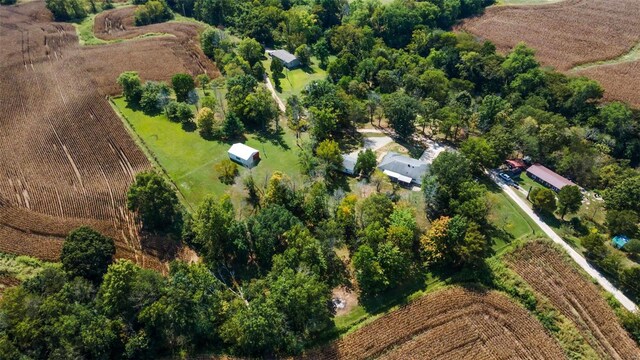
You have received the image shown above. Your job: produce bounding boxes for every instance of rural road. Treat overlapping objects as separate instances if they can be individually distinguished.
[492,174,638,312]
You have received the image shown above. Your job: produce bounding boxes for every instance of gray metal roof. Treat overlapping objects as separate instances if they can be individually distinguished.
[270,49,298,64]
[378,152,429,185]
[342,154,357,172]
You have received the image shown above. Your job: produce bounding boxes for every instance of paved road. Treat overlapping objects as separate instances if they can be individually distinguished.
[492,174,638,312]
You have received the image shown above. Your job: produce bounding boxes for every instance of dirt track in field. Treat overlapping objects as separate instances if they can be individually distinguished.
[0,1,217,270]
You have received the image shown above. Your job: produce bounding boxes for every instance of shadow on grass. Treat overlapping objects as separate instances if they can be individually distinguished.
[181,121,197,132]
[254,126,290,150]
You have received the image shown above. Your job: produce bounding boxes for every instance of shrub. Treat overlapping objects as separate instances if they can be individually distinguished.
[215,159,238,185]
[165,101,194,124]
[134,0,173,26]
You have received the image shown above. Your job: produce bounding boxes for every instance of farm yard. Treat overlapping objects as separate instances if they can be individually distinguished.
[460,0,640,106]
[0,0,216,270]
[112,96,305,210]
[303,287,565,359]
[506,241,639,359]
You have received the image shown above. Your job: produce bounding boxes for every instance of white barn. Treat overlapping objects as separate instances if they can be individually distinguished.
[228,143,260,168]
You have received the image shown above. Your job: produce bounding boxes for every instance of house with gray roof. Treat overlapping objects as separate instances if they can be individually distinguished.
[268,50,301,69]
[378,152,429,186]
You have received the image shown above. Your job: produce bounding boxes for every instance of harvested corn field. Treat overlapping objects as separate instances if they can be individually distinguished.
[0,1,216,270]
[460,0,640,106]
[506,241,639,359]
[461,0,640,71]
[302,287,564,359]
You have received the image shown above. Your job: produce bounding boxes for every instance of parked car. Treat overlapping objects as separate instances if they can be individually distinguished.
[499,172,512,183]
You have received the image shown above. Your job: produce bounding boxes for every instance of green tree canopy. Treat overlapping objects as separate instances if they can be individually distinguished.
[127,171,182,233]
[171,73,195,103]
[61,226,115,283]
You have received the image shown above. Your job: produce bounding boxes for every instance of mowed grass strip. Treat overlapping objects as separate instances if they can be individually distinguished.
[112,97,304,209]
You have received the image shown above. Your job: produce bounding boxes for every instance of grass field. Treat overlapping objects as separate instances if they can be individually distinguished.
[112,97,305,211]
[263,56,328,101]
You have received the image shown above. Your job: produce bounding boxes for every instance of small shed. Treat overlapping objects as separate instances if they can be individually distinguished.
[268,50,301,69]
[612,235,630,249]
[341,154,357,175]
[228,143,260,168]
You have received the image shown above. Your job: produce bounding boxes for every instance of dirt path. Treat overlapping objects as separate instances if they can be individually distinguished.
[264,76,286,113]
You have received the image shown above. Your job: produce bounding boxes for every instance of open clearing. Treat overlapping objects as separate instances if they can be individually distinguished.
[506,241,639,359]
[0,1,216,270]
[303,287,564,359]
[460,0,640,106]
[112,97,304,210]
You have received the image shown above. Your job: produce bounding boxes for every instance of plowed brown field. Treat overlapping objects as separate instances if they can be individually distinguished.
[460,0,640,106]
[302,287,564,359]
[506,241,639,359]
[0,1,216,270]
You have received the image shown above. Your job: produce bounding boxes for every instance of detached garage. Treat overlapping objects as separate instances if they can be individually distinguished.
[228,143,260,168]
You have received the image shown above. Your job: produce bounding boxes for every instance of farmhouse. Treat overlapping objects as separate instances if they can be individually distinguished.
[378,152,429,186]
[526,164,575,192]
[268,50,301,69]
[228,143,260,168]
[341,154,357,175]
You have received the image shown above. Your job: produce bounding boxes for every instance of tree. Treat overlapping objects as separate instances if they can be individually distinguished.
[478,94,510,132]
[460,137,498,173]
[192,195,236,263]
[315,139,342,179]
[582,232,608,261]
[313,38,330,68]
[61,226,115,283]
[382,91,419,138]
[294,44,312,67]
[308,106,337,142]
[221,111,245,140]
[557,185,583,220]
[196,107,219,138]
[606,210,639,237]
[165,101,194,124]
[605,176,640,213]
[529,187,557,214]
[352,245,386,296]
[117,71,143,105]
[200,27,226,58]
[196,74,210,91]
[171,73,195,103]
[215,159,238,185]
[45,0,87,21]
[248,204,301,269]
[355,149,376,178]
[127,171,182,232]
[242,86,279,129]
[140,81,170,114]
[237,38,264,66]
[620,266,640,296]
[201,95,217,110]
[359,193,394,229]
[134,0,174,25]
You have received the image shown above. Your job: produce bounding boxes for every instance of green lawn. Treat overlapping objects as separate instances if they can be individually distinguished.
[112,97,305,211]
[263,56,328,101]
[486,180,544,254]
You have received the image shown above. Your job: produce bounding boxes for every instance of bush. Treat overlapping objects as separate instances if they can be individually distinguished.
[215,159,238,185]
[0,0,17,5]
[140,81,170,114]
[134,0,173,26]
[165,101,194,124]
[61,227,115,283]
[45,0,87,21]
